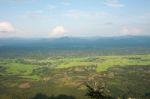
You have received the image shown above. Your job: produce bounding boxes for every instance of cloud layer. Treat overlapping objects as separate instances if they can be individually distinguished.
[120,26,143,36]
[49,26,66,37]
[0,0,150,38]
[0,22,15,33]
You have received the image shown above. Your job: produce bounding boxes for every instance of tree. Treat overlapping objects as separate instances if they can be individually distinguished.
[85,81,113,99]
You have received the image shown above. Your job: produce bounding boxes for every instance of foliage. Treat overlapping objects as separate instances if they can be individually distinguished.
[86,81,113,99]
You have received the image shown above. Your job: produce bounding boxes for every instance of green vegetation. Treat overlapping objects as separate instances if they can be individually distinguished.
[0,53,150,99]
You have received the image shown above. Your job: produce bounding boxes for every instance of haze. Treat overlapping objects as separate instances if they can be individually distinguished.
[0,0,150,38]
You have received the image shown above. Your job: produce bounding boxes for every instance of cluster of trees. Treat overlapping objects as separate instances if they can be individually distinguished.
[85,81,148,99]
[85,81,113,99]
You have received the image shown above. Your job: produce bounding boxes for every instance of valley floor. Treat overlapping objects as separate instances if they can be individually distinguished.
[0,54,150,99]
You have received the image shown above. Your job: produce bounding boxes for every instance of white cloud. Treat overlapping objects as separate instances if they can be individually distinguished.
[0,22,35,38]
[49,26,66,37]
[105,0,125,8]
[119,26,143,36]
[0,22,15,33]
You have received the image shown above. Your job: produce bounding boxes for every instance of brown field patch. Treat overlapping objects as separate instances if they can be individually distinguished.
[18,82,31,89]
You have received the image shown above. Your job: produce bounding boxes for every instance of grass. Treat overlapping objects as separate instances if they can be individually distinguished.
[21,75,40,80]
[0,54,150,99]
[5,63,37,75]
[1,54,150,79]
[54,54,150,72]
[58,61,97,68]
[96,55,150,72]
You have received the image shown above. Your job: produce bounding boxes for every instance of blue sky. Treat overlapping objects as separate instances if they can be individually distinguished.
[0,0,150,38]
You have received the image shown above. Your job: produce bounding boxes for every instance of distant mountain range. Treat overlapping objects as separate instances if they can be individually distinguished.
[0,36,150,49]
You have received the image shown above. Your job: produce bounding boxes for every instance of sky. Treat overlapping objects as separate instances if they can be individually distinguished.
[0,0,150,38]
